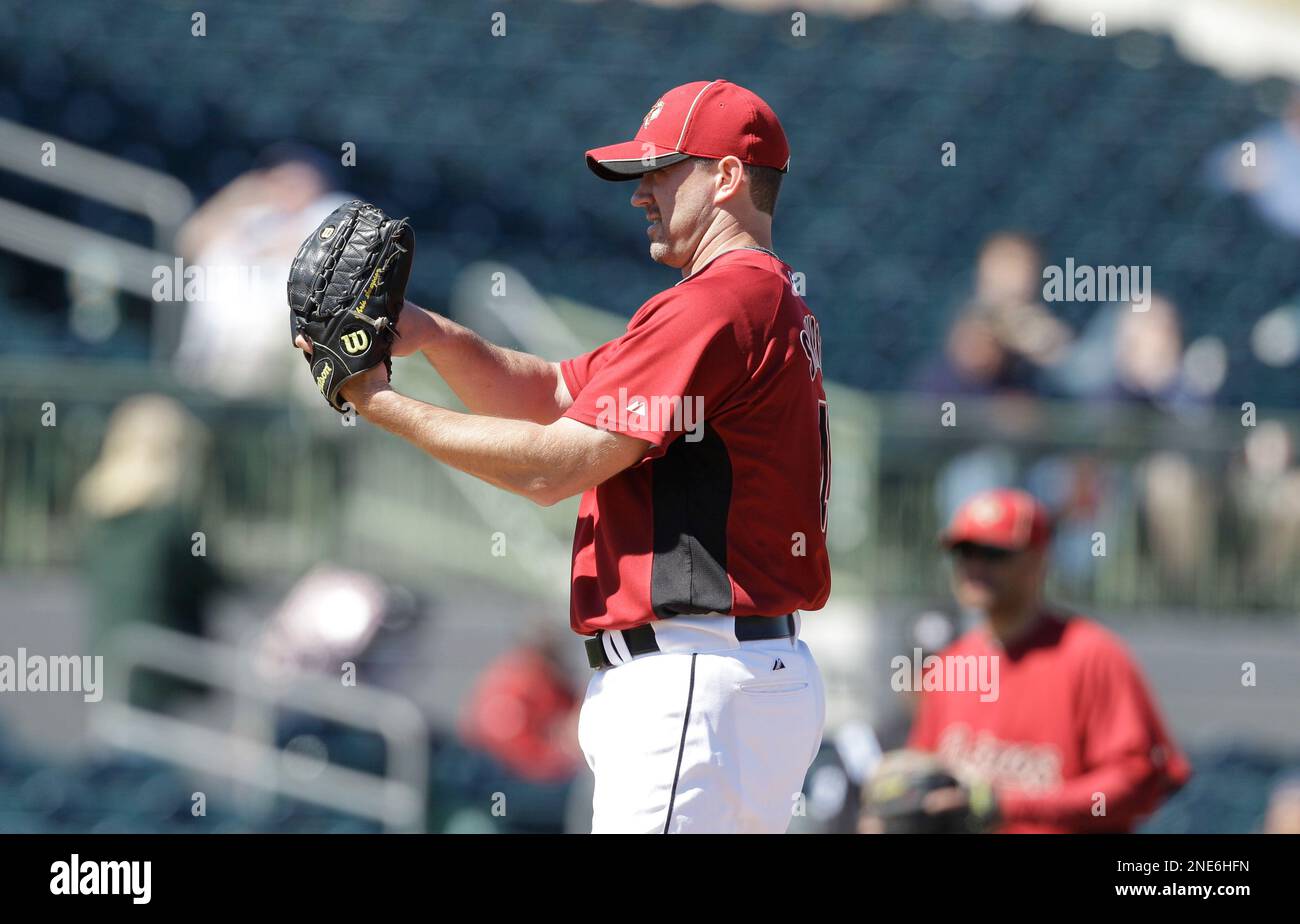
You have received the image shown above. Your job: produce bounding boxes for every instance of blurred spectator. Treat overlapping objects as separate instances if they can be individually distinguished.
[1230,422,1300,599]
[1250,302,1300,370]
[1114,296,1183,403]
[1137,450,1213,592]
[918,233,1075,570]
[458,631,581,784]
[1113,296,1217,587]
[953,0,1033,17]
[76,394,221,711]
[1206,86,1300,239]
[1022,452,1111,587]
[1044,294,1220,591]
[1047,291,1228,410]
[1262,774,1300,834]
[255,566,390,679]
[1069,294,1224,412]
[912,232,1072,397]
[897,488,1191,833]
[172,144,348,400]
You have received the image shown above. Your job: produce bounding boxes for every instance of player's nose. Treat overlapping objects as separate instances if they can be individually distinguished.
[630,177,654,209]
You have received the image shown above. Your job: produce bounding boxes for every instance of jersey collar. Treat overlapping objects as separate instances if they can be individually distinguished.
[674,246,782,286]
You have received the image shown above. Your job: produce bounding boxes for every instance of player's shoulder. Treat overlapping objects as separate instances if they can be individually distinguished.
[679,250,790,302]
[680,252,804,329]
[1053,610,1138,665]
[935,625,987,658]
[638,266,774,329]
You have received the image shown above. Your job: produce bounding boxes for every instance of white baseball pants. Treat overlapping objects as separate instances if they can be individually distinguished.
[577,614,826,834]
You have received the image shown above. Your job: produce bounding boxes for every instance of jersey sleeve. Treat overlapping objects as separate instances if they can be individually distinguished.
[996,637,1192,830]
[560,337,622,401]
[561,294,752,457]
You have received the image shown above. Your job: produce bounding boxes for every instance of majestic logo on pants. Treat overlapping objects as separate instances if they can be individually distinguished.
[339,330,370,355]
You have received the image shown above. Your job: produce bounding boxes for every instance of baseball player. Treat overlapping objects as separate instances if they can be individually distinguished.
[873,488,1191,834]
[295,80,831,832]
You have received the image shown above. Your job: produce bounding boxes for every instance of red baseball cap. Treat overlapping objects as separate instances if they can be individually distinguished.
[585,79,790,181]
[940,489,1053,552]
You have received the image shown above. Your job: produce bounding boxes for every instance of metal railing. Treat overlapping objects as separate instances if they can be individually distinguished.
[90,624,429,832]
[2,353,1295,613]
[857,395,1300,612]
[0,354,576,601]
[0,116,194,355]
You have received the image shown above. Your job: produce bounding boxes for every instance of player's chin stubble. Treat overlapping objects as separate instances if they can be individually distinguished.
[646,222,686,267]
[647,226,676,265]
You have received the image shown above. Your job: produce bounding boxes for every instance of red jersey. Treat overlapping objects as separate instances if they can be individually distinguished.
[908,611,1191,833]
[559,248,832,634]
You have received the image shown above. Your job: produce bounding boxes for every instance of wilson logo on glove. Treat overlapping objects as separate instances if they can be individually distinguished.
[315,361,332,394]
[340,330,370,355]
[287,200,415,412]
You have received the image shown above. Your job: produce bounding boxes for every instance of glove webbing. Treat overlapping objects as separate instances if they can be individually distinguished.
[345,233,409,340]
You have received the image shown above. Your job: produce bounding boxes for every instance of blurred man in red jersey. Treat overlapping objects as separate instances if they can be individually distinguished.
[459,633,581,783]
[902,488,1191,833]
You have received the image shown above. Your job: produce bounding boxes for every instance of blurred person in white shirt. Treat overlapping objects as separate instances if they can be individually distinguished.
[173,144,349,401]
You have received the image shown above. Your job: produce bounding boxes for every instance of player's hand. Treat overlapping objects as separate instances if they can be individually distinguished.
[295,335,392,412]
[921,785,969,816]
[927,781,999,833]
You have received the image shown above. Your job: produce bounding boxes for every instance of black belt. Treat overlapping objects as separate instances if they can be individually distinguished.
[584,614,796,670]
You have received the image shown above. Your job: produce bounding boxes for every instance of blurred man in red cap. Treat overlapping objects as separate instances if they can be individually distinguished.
[898,488,1191,833]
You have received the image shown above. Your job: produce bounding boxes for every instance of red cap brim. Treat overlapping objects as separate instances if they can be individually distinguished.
[585,140,691,181]
[938,529,1027,551]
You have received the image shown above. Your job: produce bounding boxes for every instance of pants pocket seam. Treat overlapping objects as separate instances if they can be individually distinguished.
[734,680,810,695]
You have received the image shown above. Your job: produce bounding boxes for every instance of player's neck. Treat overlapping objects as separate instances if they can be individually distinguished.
[683,225,775,278]
[984,600,1045,648]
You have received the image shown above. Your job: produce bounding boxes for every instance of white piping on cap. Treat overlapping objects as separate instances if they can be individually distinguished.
[675,80,720,153]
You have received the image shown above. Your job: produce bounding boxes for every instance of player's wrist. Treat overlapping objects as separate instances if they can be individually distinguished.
[394,299,438,357]
[340,371,395,415]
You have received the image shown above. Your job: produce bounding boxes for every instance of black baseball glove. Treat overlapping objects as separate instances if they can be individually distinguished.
[861,750,999,834]
[287,200,414,411]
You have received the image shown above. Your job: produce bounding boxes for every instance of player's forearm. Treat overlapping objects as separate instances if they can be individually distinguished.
[996,757,1171,830]
[397,302,568,424]
[352,387,580,505]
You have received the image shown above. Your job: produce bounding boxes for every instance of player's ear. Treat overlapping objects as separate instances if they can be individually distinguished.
[713,156,746,204]
[1025,546,1050,580]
